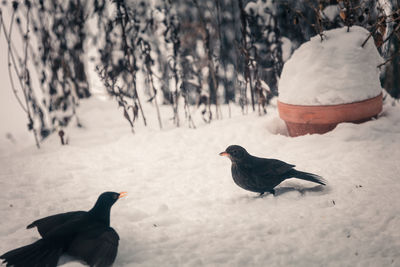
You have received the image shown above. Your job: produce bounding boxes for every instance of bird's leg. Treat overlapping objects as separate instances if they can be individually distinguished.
[269,189,276,196]
[258,192,265,197]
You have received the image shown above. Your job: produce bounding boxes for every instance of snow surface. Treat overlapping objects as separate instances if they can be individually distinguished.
[279,26,383,106]
[1,95,400,267]
[322,5,340,22]
[281,37,292,63]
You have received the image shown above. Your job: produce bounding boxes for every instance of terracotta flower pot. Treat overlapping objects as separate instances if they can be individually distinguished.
[277,93,383,137]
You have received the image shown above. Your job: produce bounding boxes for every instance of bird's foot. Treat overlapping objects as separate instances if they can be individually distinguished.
[256,190,275,198]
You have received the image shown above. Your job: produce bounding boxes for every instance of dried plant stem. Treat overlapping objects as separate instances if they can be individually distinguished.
[183,98,196,129]
[361,31,374,48]
[238,0,254,112]
[22,6,40,148]
[1,11,27,113]
[377,50,400,68]
[361,17,385,48]
[181,82,196,128]
[193,0,221,120]
[382,21,400,46]
[117,3,147,127]
[168,57,180,127]
[2,8,40,148]
[216,0,230,118]
[146,68,163,129]
[174,79,180,127]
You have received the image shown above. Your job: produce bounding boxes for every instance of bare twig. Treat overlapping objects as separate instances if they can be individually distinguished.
[139,39,163,129]
[22,4,40,148]
[238,0,253,112]
[97,66,136,133]
[2,6,40,148]
[116,2,147,127]
[216,0,230,118]
[361,30,375,47]
[377,50,400,68]
[0,10,28,113]
[193,0,221,120]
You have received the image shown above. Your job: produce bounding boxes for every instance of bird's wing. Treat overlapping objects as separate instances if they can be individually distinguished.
[67,225,119,267]
[249,157,295,177]
[27,211,86,238]
[38,214,94,243]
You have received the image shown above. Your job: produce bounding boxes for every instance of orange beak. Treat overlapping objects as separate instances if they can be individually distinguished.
[118,192,128,199]
[219,152,229,157]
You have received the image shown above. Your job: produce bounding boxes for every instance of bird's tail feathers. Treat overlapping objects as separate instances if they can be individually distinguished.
[0,239,62,267]
[292,170,326,185]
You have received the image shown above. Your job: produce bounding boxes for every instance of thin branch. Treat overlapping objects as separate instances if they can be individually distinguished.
[193,0,221,120]
[116,2,147,127]
[238,0,253,113]
[0,10,28,113]
[361,30,375,48]
[22,4,40,148]
[377,50,400,68]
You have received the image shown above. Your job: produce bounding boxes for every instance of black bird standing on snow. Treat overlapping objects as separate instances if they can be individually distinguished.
[0,191,127,267]
[220,145,326,196]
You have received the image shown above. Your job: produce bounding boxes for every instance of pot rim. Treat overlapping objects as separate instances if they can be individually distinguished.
[277,92,382,108]
[278,92,383,124]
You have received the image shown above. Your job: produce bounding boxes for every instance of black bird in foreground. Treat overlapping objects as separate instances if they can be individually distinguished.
[220,145,326,196]
[0,191,127,267]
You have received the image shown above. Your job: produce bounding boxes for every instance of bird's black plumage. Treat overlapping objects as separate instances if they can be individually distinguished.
[0,191,126,267]
[220,145,326,195]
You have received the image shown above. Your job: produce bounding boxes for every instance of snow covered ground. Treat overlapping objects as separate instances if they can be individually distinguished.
[1,95,400,267]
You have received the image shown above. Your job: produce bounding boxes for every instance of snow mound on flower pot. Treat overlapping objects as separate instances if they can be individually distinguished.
[278,26,383,106]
